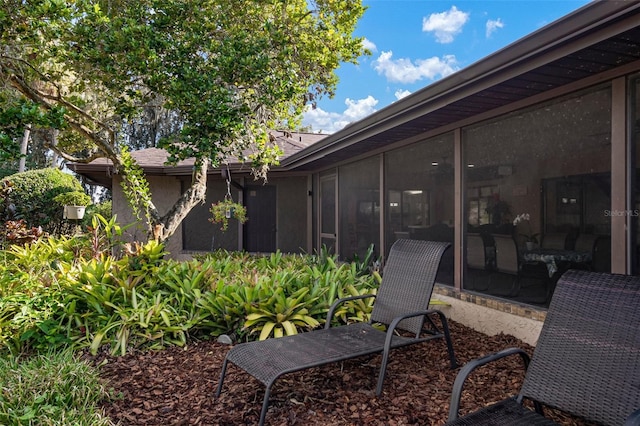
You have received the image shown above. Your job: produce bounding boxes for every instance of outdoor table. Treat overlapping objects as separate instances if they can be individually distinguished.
[523,248,592,277]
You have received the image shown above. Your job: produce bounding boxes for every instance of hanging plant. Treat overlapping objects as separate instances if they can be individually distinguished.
[53,191,92,207]
[209,197,248,231]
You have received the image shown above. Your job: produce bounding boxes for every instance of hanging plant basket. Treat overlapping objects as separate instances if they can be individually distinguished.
[53,191,92,221]
[209,197,247,231]
[63,205,86,220]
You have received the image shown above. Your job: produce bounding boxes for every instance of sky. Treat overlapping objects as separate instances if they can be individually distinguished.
[301,0,592,134]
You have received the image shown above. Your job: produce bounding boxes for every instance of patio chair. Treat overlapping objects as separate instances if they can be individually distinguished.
[490,235,549,300]
[215,239,458,426]
[446,269,640,426]
[466,233,491,291]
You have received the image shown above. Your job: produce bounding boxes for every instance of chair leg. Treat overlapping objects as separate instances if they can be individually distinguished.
[376,345,392,396]
[375,311,459,396]
[215,358,229,398]
[258,384,273,426]
[434,310,458,369]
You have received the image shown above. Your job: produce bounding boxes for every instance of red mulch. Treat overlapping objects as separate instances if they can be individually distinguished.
[90,320,598,425]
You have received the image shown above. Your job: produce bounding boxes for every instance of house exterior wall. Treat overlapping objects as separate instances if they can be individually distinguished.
[433,286,545,346]
[112,174,184,256]
[112,173,309,259]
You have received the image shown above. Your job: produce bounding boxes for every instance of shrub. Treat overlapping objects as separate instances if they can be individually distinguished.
[0,168,84,232]
[84,200,113,225]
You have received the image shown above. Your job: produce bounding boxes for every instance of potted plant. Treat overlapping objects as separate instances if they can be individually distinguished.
[513,213,539,250]
[53,191,92,220]
[209,197,247,231]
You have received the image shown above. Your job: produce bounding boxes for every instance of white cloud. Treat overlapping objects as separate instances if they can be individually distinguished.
[486,18,504,38]
[302,96,379,134]
[394,89,411,100]
[362,38,377,53]
[373,51,459,84]
[422,6,469,44]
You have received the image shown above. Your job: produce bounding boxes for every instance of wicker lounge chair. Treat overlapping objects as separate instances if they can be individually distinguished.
[215,239,458,426]
[447,269,640,426]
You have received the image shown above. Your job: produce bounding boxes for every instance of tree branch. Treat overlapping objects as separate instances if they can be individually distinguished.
[7,73,120,161]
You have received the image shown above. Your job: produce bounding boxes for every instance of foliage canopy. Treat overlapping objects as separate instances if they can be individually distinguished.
[0,0,367,240]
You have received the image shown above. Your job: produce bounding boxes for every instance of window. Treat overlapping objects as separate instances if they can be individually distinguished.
[467,185,499,226]
[463,86,612,304]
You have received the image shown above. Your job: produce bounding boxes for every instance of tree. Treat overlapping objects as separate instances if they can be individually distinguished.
[0,0,367,241]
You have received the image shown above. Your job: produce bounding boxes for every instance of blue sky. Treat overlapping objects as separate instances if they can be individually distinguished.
[302,0,592,134]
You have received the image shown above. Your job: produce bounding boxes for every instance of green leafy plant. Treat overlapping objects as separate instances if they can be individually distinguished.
[244,286,321,340]
[1,0,367,244]
[53,191,92,207]
[120,147,153,227]
[1,234,379,356]
[209,197,248,231]
[0,349,112,425]
[0,168,84,232]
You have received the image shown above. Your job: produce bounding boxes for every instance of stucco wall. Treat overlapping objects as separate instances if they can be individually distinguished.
[112,174,183,256]
[112,174,309,258]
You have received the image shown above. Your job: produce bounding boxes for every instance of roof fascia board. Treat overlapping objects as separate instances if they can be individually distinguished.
[281,1,640,169]
[368,58,640,162]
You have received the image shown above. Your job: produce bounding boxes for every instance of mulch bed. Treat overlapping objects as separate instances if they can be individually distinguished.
[91,320,598,425]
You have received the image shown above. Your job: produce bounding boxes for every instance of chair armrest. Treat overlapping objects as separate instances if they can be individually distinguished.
[625,408,640,426]
[325,294,376,329]
[386,309,438,334]
[447,347,531,421]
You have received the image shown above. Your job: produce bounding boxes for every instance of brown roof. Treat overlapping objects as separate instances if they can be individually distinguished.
[68,130,327,187]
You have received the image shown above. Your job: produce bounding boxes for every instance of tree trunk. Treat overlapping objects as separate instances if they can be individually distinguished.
[50,129,59,167]
[18,125,31,172]
[153,157,210,242]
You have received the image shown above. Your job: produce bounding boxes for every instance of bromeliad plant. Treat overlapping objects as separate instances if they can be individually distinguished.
[1,222,379,356]
[244,286,321,340]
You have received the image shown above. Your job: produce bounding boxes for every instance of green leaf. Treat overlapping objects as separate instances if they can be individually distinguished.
[259,322,276,341]
[281,320,298,336]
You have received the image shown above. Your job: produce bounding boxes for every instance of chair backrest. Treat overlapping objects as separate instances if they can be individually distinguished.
[371,239,449,335]
[466,233,486,270]
[541,233,568,250]
[573,233,599,254]
[492,234,519,275]
[520,270,640,425]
